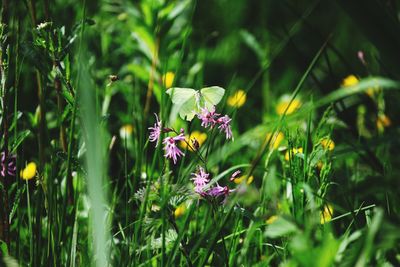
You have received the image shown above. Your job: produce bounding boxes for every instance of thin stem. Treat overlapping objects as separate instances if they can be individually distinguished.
[171,129,207,165]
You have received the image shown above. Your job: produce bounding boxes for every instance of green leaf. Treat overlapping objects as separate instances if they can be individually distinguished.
[11,130,31,153]
[240,29,267,64]
[265,216,299,238]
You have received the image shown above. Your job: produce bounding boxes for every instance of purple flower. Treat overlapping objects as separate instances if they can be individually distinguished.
[149,114,162,147]
[197,106,219,128]
[207,184,230,197]
[163,133,185,164]
[191,167,210,195]
[191,165,235,202]
[1,151,16,177]
[216,115,233,140]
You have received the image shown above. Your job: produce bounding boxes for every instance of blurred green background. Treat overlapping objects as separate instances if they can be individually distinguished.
[1,0,400,266]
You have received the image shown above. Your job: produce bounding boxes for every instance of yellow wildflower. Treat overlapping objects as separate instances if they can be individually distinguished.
[276,96,302,115]
[119,124,134,139]
[342,75,359,87]
[266,215,278,225]
[180,131,207,151]
[320,137,335,151]
[320,204,333,224]
[284,147,303,161]
[377,114,391,132]
[227,90,247,108]
[174,203,186,219]
[162,72,175,88]
[20,162,37,180]
[265,132,284,150]
[366,87,380,97]
[317,161,324,170]
[233,175,254,185]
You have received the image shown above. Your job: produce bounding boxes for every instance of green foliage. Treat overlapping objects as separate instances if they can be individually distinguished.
[0,0,399,266]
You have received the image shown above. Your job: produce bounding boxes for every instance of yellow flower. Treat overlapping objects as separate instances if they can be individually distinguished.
[317,161,324,170]
[227,90,247,108]
[377,114,391,132]
[266,215,278,225]
[20,162,37,180]
[342,75,359,87]
[320,204,333,224]
[174,203,186,219]
[366,87,380,97]
[180,131,207,151]
[265,132,284,150]
[119,124,134,139]
[162,72,175,88]
[284,147,303,161]
[320,137,335,151]
[233,175,254,185]
[276,96,302,115]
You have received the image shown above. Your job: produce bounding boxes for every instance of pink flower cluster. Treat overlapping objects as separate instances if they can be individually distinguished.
[197,106,233,140]
[148,106,233,164]
[1,151,16,177]
[162,133,185,164]
[148,114,185,164]
[191,166,236,200]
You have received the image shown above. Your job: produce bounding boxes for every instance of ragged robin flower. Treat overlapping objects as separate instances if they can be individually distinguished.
[191,167,210,195]
[227,90,246,108]
[197,106,219,128]
[148,114,162,147]
[197,106,233,140]
[216,115,233,140]
[192,166,234,200]
[207,184,230,197]
[163,131,185,164]
[0,151,16,177]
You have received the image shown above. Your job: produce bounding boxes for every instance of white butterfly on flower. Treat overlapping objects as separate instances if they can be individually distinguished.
[166,86,225,121]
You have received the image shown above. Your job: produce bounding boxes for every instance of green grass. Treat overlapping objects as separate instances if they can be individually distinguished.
[0,0,400,266]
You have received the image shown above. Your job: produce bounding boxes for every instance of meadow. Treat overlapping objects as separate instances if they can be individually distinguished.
[0,0,400,266]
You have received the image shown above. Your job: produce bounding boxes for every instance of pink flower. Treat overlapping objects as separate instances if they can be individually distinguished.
[207,184,230,197]
[1,151,16,177]
[191,167,210,195]
[197,106,219,128]
[216,115,233,140]
[149,114,162,146]
[229,170,241,181]
[163,133,185,164]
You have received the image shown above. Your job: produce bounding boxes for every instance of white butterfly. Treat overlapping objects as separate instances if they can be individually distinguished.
[166,86,225,121]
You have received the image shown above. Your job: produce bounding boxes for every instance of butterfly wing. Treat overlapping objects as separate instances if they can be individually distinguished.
[200,86,225,109]
[178,96,198,121]
[166,87,197,121]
